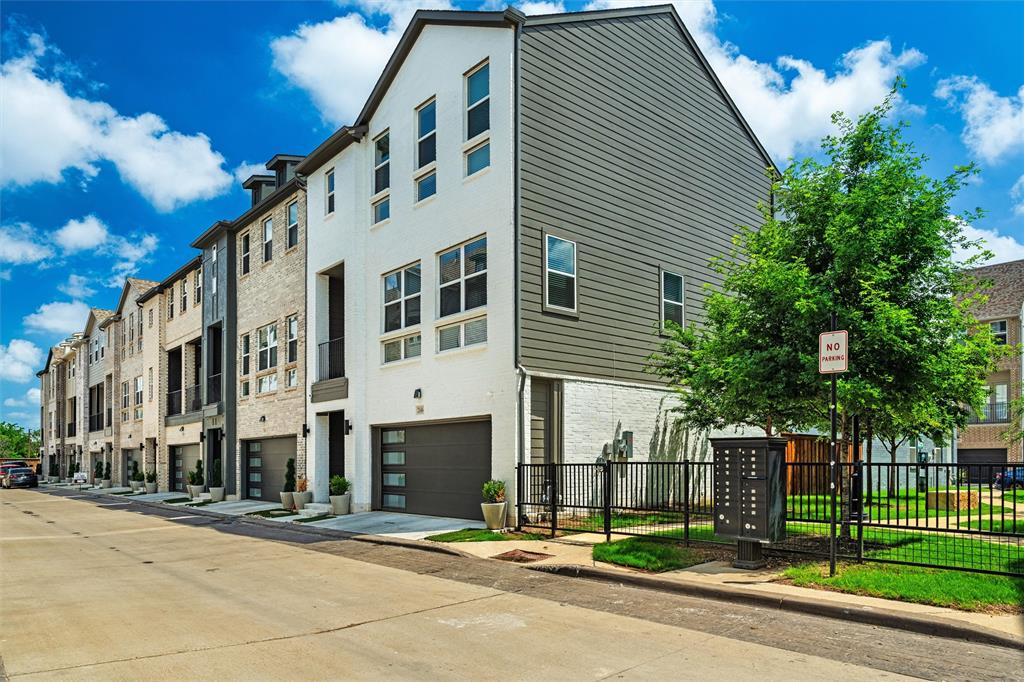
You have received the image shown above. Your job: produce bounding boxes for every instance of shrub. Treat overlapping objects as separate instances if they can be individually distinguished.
[95,460,104,479]
[209,459,222,488]
[284,458,296,493]
[330,475,350,496]
[296,476,308,493]
[482,479,506,503]
[131,461,144,482]
[145,470,157,484]
[188,459,204,486]
[103,461,111,480]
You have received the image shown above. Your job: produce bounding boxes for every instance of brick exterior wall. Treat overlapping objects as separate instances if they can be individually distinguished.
[162,265,203,492]
[234,188,307,495]
[959,314,1022,462]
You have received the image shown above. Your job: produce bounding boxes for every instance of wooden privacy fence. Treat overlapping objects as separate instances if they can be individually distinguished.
[785,434,852,495]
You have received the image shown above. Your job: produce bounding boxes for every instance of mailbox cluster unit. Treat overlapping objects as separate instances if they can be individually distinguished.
[711,437,788,544]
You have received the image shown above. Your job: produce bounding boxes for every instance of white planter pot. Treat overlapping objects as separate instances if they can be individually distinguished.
[280,492,294,510]
[100,479,112,489]
[130,481,141,492]
[209,487,226,502]
[330,493,351,515]
[187,485,204,499]
[481,502,507,530]
[144,482,158,494]
[293,491,313,510]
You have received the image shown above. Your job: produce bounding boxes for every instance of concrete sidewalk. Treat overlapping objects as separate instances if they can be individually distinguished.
[440,533,1024,646]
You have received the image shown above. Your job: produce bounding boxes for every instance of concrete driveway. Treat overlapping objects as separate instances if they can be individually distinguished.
[307,510,484,539]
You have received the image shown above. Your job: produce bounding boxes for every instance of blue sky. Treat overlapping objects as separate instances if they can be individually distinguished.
[2,0,1023,429]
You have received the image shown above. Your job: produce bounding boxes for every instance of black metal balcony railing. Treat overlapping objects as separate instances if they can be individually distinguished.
[318,337,345,381]
[185,384,202,412]
[89,414,103,432]
[968,401,1010,424]
[66,423,76,437]
[207,374,222,404]
[167,390,182,416]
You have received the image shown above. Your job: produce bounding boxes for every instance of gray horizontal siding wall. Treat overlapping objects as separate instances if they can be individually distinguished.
[518,12,771,385]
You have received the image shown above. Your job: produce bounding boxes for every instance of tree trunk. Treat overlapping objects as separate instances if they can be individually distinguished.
[865,421,874,510]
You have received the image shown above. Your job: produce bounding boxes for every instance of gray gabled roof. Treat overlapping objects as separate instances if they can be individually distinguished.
[296,5,776,176]
[970,258,1024,321]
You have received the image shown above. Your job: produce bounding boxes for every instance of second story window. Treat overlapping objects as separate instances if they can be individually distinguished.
[383,263,421,333]
[439,237,487,317]
[121,381,130,410]
[991,320,1008,345]
[195,266,202,304]
[287,315,298,363]
[262,217,273,263]
[168,294,175,320]
[241,233,251,275]
[545,235,577,312]
[662,271,684,328]
[211,246,218,305]
[257,323,278,371]
[325,169,335,215]
[465,61,490,176]
[241,333,250,375]
[417,99,436,168]
[148,308,153,328]
[148,367,153,402]
[134,376,143,405]
[287,201,299,249]
[373,132,390,224]
[180,280,187,312]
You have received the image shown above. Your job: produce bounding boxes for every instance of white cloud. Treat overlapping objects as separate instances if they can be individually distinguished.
[58,273,96,299]
[103,233,159,288]
[935,77,1024,165]
[1012,176,1024,217]
[0,222,53,265]
[22,300,90,336]
[53,214,108,253]
[0,339,43,382]
[518,1,566,13]
[0,32,233,211]
[956,221,1024,265]
[4,387,41,408]
[233,161,268,183]
[272,1,453,126]
[585,1,925,161]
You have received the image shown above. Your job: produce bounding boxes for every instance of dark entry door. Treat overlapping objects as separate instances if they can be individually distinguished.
[378,420,491,520]
[329,411,345,478]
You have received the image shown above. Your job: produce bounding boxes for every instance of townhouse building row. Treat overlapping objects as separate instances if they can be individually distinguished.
[40,5,777,517]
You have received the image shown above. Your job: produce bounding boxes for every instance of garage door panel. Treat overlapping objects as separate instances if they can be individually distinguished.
[247,437,295,502]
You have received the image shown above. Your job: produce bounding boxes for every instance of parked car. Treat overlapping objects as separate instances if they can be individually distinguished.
[995,467,1024,490]
[2,467,38,489]
[0,461,28,486]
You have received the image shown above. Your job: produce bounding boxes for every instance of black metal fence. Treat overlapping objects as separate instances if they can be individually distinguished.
[517,460,1024,577]
[318,337,345,381]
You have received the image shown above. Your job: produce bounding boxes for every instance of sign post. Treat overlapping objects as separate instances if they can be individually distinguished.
[819,321,848,577]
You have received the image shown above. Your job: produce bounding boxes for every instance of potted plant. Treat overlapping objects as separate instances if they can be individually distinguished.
[186,458,204,499]
[293,476,313,510]
[144,470,158,494]
[208,458,225,502]
[280,458,296,510]
[481,479,506,530]
[329,475,351,515]
[101,461,112,489]
[94,460,103,485]
[130,461,143,492]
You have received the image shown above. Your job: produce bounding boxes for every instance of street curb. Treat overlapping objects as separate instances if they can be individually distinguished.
[526,563,1024,651]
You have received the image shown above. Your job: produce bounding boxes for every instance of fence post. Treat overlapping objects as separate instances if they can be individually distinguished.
[603,460,612,542]
[683,458,691,547]
[855,460,864,562]
[549,462,558,538]
[515,464,523,532]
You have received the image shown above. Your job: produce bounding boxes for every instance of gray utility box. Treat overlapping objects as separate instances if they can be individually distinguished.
[711,437,788,544]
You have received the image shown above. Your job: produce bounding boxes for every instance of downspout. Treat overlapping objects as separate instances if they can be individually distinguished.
[511,10,526,469]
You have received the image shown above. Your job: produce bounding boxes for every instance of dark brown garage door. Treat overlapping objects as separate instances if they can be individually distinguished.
[378,420,491,520]
[958,448,1008,484]
[246,437,295,502]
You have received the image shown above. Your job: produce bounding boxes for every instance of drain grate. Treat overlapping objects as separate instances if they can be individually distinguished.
[491,549,553,563]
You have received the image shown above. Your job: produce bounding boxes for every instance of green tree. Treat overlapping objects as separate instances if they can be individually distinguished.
[650,83,998,449]
[0,421,41,459]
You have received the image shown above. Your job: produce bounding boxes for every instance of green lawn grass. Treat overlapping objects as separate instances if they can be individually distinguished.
[592,537,707,572]
[958,518,1024,533]
[568,511,684,531]
[425,528,547,542]
[783,561,1024,612]
[787,492,1010,522]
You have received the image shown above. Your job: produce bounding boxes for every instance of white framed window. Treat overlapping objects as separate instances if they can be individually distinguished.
[372,132,390,223]
[180,280,187,312]
[210,247,218,300]
[991,320,1008,345]
[661,271,684,329]
[325,169,335,215]
[121,381,130,410]
[416,172,436,202]
[241,232,250,275]
[383,263,421,333]
[241,333,251,375]
[286,368,298,388]
[545,235,577,312]
[195,266,202,304]
[148,308,153,328]
[148,368,153,402]
[466,141,490,177]
[287,315,298,363]
[438,316,487,353]
[134,376,143,405]
[168,291,175,319]
[373,196,390,224]
[383,334,422,364]
[287,201,299,248]
[241,380,250,397]
[464,61,490,176]
[417,98,436,168]
[257,323,278,371]
[262,217,273,262]
[257,373,278,394]
[438,236,487,317]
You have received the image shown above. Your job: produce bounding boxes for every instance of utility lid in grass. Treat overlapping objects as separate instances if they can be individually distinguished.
[492,549,554,563]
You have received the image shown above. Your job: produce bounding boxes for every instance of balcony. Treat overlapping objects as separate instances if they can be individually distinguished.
[66,423,76,438]
[185,384,202,412]
[167,390,182,416]
[968,402,1010,424]
[318,337,345,381]
[207,374,222,405]
[88,414,104,432]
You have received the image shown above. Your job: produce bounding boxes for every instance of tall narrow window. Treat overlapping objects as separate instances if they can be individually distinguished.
[210,246,218,307]
[662,271,684,328]
[262,217,273,262]
[241,233,250,274]
[439,237,487,317]
[168,293,174,320]
[287,201,299,248]
[383,263,421,333]
[372,132,390,223]
[545,235,577,312]
[148,367,153,402]
[466,62,489,139]
[417,99,436,168]
[134,376,143,405]
[241,333,250,375]
[325,169,335,215]
[148,308,154,328]
[991,320,1008,344]
[257,324,278,371]
[121,381,130,409]
[287,315,298,363]
[180,279,187,312]
[195,266,202,304]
